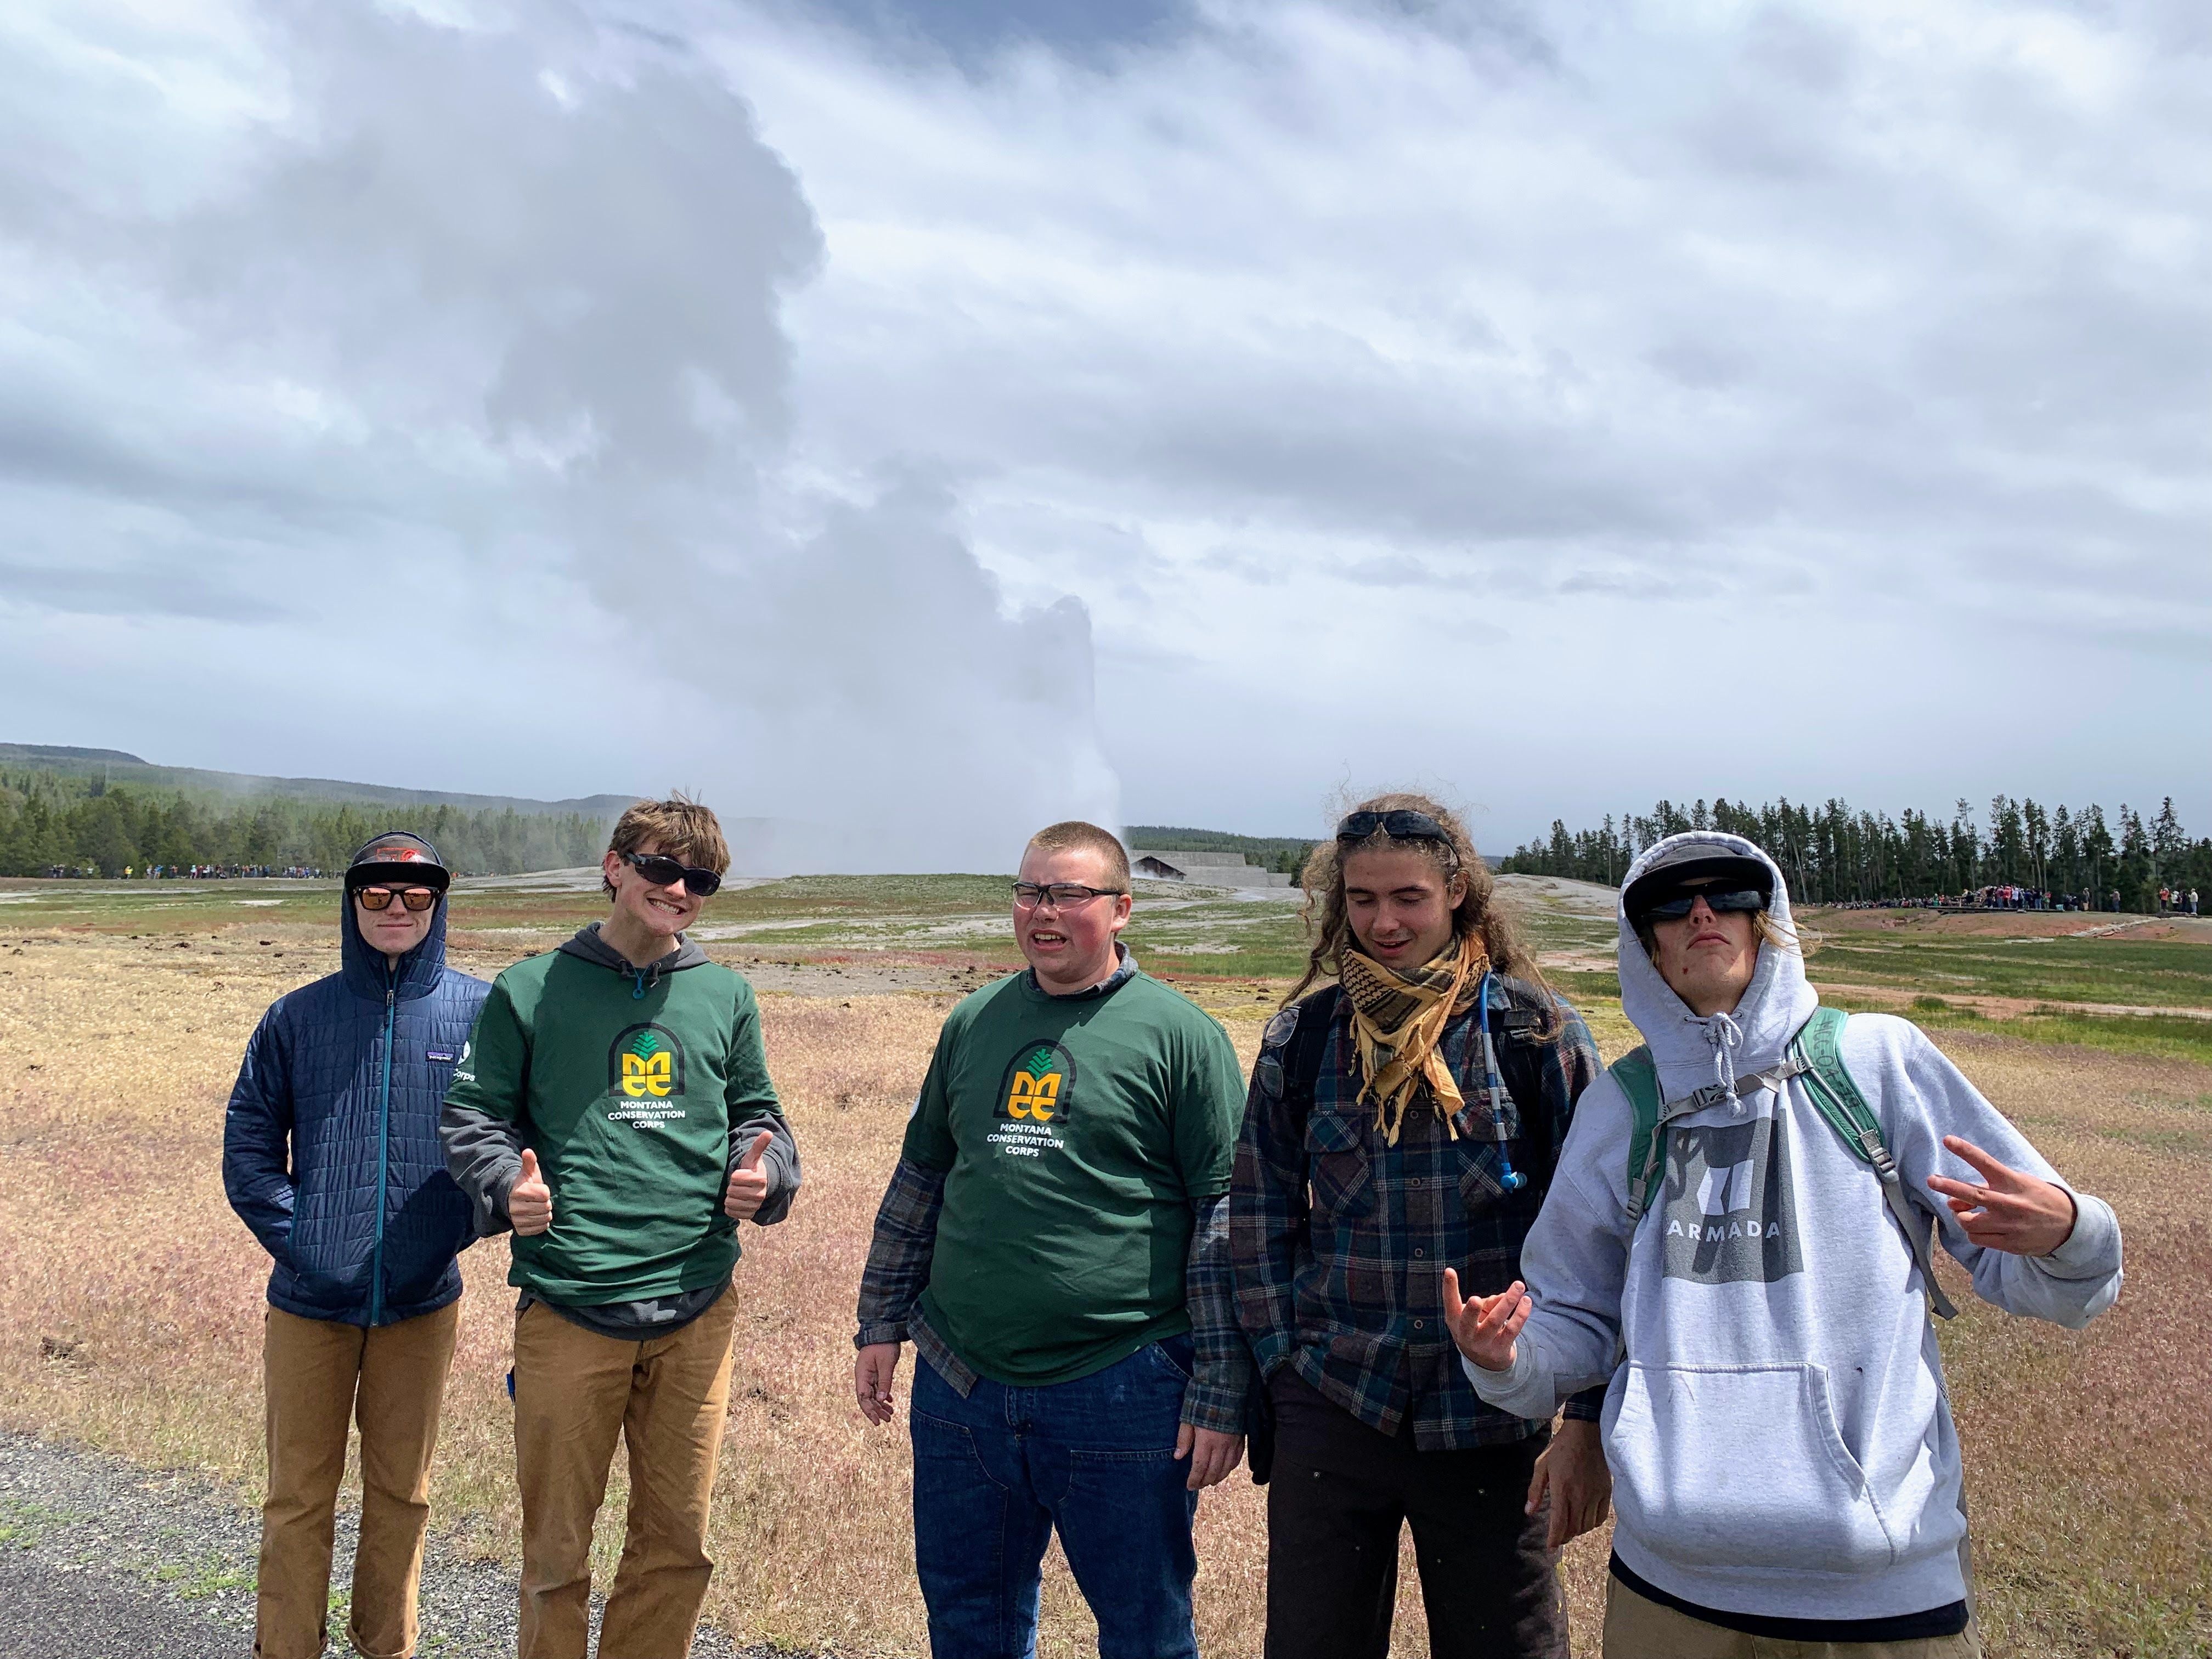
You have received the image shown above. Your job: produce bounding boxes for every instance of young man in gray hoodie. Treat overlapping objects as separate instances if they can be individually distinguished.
[1448,831,2123,1656]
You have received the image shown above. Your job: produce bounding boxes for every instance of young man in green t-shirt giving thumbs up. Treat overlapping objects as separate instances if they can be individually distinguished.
[442,795,799,1659]
[853,820,1250,1659]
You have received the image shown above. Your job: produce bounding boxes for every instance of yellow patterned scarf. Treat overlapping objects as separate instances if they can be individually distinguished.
[1340,936,1489,1144]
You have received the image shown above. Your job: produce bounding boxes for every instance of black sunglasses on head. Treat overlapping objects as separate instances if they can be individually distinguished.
[1336,809,1452,846]
[623,851,723,897]
[355,885,438,912]
[1640,888,1767,922]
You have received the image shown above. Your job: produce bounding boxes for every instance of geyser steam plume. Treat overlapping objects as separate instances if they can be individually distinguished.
[10,3,1118,871]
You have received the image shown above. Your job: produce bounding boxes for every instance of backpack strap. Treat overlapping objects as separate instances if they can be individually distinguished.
[1611,1046,1665,1219]
[1788,1008,1960,1321]
[1284,983,1341,1114]
[1617,1046,1814,1219]
[1255,983,1342,1123]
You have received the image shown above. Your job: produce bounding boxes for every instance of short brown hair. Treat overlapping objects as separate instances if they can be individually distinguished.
[604,793,731,897]
[1024,821,1130,891]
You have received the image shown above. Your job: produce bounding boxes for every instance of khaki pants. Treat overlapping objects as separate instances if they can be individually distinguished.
[257,1301,461,1659]
[512,1293,738,1659]
[1602,1572,1982,1659]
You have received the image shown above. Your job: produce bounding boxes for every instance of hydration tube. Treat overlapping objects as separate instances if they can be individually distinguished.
[1476,970,1527,1192]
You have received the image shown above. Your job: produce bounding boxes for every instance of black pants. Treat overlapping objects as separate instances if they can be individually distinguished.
[1262,1369,1568,1659]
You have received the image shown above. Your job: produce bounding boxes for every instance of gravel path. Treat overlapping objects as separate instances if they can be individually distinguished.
[0,1430,766,1657]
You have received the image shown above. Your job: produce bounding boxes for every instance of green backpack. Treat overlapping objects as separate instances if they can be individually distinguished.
[1607,1006,1958,1319]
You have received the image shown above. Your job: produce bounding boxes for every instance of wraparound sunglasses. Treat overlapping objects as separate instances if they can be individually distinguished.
[623,850,723,897]
[1640,888,1767,921]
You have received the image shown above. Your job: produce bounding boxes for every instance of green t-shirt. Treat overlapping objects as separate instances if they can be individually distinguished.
[446,950,782,1305]
[903,961,1245,1386]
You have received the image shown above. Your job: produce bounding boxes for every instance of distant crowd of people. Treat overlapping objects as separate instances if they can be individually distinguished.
[128,862,325,879]
[1828,884,2199,916]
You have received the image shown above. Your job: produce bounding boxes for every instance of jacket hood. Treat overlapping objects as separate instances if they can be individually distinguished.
[557,921,709,988]
[340,877,450,1003]
[1616,831,1818,1102]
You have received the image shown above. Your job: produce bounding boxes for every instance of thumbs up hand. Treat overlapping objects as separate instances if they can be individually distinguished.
[509,1149,554,1237]
[724,1130,776,1221]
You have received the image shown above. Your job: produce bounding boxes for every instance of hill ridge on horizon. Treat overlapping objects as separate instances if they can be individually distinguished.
[2,742,639,821]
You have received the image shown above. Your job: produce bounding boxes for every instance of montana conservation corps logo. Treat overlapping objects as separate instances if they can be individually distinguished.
[990,1039,1075,1160]
[997,1040,1076,1123]
[606,1022,681,1124]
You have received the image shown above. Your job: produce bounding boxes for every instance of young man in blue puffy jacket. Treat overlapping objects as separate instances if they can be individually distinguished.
[225,832,490,1659]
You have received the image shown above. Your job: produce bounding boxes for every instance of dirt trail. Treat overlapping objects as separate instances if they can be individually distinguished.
[0,1431,771,1658]
[1814,980,2212,1023]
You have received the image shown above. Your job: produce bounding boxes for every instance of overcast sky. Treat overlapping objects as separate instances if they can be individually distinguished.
[4,0,2207,867]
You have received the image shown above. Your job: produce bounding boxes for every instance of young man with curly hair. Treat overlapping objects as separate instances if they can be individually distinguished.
[1232,793,1612,1659]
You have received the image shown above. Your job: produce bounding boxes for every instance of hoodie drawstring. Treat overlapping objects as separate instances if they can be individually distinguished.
[1703,1012,1745,1108]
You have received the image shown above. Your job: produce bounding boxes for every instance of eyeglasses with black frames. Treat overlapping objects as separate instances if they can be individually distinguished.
[1011,881,1126,910]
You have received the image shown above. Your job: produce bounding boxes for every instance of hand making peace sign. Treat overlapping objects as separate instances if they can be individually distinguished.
[1926,1136,2077,1257]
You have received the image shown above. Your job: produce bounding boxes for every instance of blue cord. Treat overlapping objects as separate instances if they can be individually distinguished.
[1479,970,1527,1192]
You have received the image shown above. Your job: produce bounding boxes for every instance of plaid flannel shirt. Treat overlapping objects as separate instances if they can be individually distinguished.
[854,1159,1246,1431]
[1232,974,1608,1449]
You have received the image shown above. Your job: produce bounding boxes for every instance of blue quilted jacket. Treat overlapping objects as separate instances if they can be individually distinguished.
[223,887,489,1326]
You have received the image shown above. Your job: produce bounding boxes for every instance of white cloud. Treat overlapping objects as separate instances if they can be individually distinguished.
[698,0,2212,839]
[3,0,2207,860]
[0,0,1120,870]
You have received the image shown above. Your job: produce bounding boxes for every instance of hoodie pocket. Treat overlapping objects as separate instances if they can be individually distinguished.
[1305,1110,1375,1219]
[1609,1361,1897,1576]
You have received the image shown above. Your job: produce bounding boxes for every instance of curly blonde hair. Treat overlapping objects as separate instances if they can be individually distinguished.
[1287,790,1558,1022]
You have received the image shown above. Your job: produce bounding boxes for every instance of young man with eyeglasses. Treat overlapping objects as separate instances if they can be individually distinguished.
[1450,832,2124,1658]
[441,795,799,1659]
[225,831,488,1659]
[852,820,1248,1659]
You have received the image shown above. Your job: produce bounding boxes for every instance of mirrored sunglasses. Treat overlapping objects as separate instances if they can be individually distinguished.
[1641,888,1767,922]
[355,885,438,912]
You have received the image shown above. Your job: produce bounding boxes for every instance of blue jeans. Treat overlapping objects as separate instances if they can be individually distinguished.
[911,1336,1203,1659]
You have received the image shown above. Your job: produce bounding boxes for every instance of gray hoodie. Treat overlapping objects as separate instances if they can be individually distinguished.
[1464,831,2123,1621]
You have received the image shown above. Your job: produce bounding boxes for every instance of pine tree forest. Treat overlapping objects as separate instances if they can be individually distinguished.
[1498,795,2212,913]
[0,768,608,879]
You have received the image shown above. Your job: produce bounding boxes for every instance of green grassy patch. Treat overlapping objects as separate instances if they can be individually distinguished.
[1826,991,2212,1068]
[151,1553,255,1599]
[1808,933,2212,1009]
[0,1497,88,1549]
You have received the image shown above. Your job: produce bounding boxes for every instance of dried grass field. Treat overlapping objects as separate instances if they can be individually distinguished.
[0,882,2205,1656]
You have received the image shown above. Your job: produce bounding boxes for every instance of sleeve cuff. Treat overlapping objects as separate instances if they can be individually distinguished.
[854,1322,908,1350]
[1562,1384,1607,1423]
[1178,1384,1248,1435]
[1460,1338,1541,1410]
[2041,1190,2121,1278]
